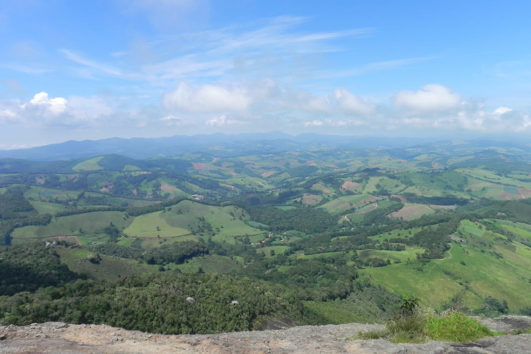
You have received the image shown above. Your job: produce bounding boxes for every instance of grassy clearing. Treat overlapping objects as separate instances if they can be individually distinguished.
[123,210,190,237]
[28,200,70,214]
[457,168,531,189]
[56,247,157,281]
[25,186,81,202]
[73,156,104,171]
[362,176,405,194]
[319,194,371,214]
[495,220,531,241]
[124,200,261,243]
[12,211,132,240]
[388,203,435,221]
[362,229,531,310]
[259,245,290,257]
[358,247,425,264]
[369,227,423,241]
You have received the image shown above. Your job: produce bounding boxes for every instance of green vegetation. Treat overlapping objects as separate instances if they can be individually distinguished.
[0,274,314,334]
[0,244,81,295]
[0,141,530,335]
[358,298,493,343]
[425,311,493,342]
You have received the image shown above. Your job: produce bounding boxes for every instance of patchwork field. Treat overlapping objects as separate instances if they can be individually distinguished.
[320,194,379,214]
[12,211,131,242]
[361,222,531,310]
[123,200,262,243]
[388,203,435,220]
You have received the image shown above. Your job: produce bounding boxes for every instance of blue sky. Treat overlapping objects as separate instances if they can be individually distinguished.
[1,0,530,148]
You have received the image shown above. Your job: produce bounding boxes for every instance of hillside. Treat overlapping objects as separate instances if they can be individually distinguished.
[1,139,530,334]
[1,316,530,353]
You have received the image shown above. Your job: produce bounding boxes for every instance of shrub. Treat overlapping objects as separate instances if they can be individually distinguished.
[354,297,494,343]
[425,311,492,342]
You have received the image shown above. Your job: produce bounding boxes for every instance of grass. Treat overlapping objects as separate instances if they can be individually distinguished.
[25,186,81,202]
[358,247,425,264]
[12,211,132,240]
[388,203,435,221]
[259,245,289,257]
[28,200,71,214]
[361,228,531,310]
[123,210,190,237]
[319,194,371,214]
[424,311,492,342]
[495,220,531,242]
[123,200,261,243]
[72,156,104,171]
[356,310,493,343]
[57,247,158,281]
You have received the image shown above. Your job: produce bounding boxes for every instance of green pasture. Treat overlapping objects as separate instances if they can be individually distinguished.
[123,210,190,237]
[57,247,157,281]
[494,220,531,241]
[259,245,290,257]
[362,236,531,311]
[73,156,104,171]
[29,200,71,214]
[11,211,131,239]
[320,194,371,214]
[457,168,531,189]
[123,200,261,243]
[369,227,423,241]
[25,186,81,202]
[362,176,406,194]
[357,246,425,264]
[388,203,435,221]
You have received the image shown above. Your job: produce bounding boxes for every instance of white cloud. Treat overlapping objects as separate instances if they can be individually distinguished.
[394,84,461,112]
[67,96,113,122]
[164,83,250,113]
[334,88,374,115]
[160,114,189,127]
[205,114,241,127]
[26,92,68,115]
[493,106,513,115]
[304,120,324,127]
[516,115,531,132]
[0,92,114,126]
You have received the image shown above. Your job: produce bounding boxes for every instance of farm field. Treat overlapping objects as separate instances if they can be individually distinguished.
[1,139,530,329]
[12,211,131,242]
[361,232,531,310]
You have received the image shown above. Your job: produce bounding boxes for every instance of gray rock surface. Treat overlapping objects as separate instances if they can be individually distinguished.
[0,316,529,353]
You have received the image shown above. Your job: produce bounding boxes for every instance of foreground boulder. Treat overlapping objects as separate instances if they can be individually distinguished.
[0,316,530,353]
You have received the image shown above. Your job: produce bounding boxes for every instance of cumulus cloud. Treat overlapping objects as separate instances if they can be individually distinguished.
[0,92,114,126]
[0,108,17,123]
[205,114,241,127]
[334,88,374,115]
[164,83,250,113]
[493,106,513,115]
[25,92,67,115]
[394,84,461,112]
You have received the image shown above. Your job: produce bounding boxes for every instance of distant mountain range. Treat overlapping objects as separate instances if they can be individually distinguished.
[0,133,528,161]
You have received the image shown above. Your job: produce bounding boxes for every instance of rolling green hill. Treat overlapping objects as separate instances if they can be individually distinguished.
[1,140,530,333]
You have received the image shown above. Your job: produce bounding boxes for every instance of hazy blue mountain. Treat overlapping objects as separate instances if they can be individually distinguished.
[0,134,430,161]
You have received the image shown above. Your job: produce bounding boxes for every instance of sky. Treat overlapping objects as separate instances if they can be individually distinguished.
[1,0,531,148]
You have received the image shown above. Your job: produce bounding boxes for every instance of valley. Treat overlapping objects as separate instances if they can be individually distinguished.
[1,138,530,333]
